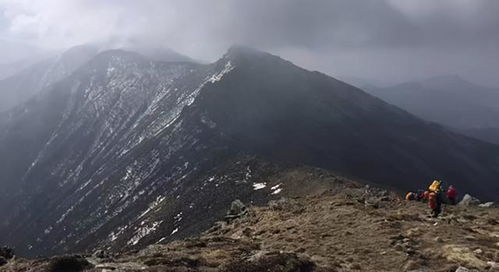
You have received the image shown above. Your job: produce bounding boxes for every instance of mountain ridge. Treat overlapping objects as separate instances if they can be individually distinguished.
[367,75,499,130]
[2,170,498,271]
[0,47,498,258]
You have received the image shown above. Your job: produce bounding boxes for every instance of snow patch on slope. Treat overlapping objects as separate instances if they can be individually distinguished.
[128,220,163,246]
[253,182,267,190]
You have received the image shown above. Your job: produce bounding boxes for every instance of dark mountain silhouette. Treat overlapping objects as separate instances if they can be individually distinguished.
[366,75,499,144]
[0,47,498,257]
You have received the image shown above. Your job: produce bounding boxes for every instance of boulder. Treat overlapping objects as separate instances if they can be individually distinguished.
[488,262,499,270]
[458,194,481,206]
[225,200,248,220]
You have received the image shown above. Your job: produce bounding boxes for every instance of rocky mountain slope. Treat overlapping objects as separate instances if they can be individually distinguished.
[366,75,499,144]
[0,45,194,113]
[1,46,499,259]
[2,167,498,271]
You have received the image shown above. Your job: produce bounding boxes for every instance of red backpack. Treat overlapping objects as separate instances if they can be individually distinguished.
[447,187,457,198]
[428,192,437,209]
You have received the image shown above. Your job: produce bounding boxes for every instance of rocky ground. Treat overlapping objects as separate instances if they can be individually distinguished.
[1,173,498,272]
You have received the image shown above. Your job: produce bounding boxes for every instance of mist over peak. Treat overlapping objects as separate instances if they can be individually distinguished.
[1,0,498,86]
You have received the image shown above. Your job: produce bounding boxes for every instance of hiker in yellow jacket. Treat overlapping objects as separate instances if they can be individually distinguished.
[428,180,443,217]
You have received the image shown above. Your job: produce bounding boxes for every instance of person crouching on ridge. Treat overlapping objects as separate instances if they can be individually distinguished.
[428,180,443,218]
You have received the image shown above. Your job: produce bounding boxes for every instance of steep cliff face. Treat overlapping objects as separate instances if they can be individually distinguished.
[0,47,498,257]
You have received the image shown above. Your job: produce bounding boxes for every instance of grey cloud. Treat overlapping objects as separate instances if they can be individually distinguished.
[0,0,498,86]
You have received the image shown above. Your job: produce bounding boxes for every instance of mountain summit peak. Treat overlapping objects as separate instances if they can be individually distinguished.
[223,45,280,62]
[220,45,297,72]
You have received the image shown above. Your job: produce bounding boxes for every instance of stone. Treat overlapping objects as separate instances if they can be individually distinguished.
[394,244,404,251]
[405,248,416,255]
[488,262,499,271]
[225,200,248,220]
[458,194,481,206]
[434,236,443,243]
[406,227,422,237]
[479,202,495,208]
[464,235,476,241]
[403,260,420,271]
[364,197,380,208]
[442,245,487,270]
[455,267,470,272]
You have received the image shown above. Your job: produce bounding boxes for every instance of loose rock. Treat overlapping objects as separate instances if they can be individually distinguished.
[458,194,481,206]
[225,199,248,221]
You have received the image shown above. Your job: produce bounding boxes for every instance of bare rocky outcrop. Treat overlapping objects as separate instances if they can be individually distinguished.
[458,194,481,206]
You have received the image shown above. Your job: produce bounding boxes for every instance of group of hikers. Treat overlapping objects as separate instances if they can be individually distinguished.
[405,180,457,217]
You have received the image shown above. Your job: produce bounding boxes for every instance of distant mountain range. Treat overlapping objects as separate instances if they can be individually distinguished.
[1,46,498,258]
[366,75,499,144]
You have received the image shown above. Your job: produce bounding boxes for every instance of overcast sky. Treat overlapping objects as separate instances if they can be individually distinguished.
[0,0,498,87]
